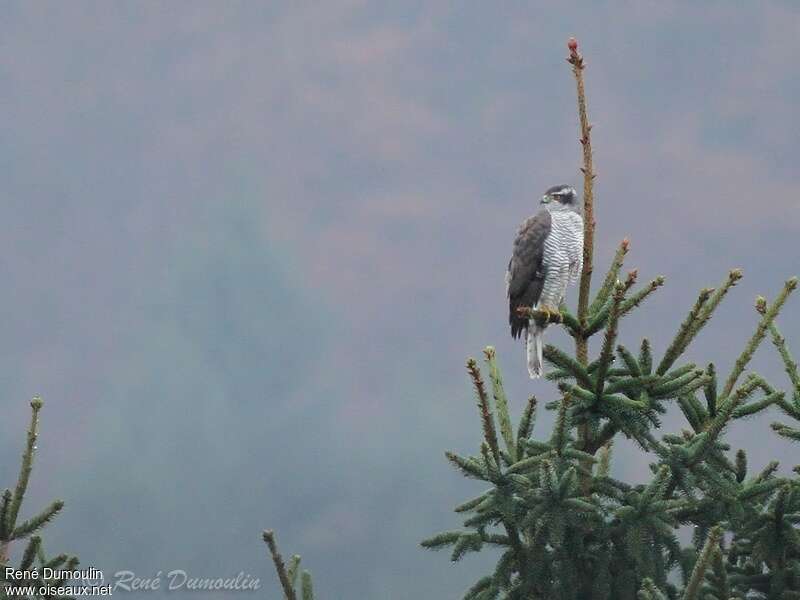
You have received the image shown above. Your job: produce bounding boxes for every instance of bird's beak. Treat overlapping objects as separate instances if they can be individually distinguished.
[540,195,551,205]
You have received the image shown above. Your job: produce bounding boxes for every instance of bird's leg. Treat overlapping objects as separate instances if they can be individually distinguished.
[516,305,562,326]
[543,306,563,324]
[538,306,562,324]
[539,306,553,323]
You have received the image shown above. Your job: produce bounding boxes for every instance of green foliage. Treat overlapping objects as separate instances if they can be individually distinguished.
[264,39,800,600]
[1,398,79,599]
[422,262,800,598]
[423,40,800,598]
[263,530,315,600]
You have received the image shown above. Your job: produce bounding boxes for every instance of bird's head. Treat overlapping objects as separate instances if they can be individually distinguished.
[540,184,579,212]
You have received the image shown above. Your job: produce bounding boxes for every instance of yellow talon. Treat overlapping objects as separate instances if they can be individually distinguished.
[535,306,562,325]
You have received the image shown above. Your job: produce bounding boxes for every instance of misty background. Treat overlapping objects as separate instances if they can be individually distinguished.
[0,2,798,598]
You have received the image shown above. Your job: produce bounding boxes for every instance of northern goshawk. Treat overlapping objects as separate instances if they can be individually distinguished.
[506,184,584,378]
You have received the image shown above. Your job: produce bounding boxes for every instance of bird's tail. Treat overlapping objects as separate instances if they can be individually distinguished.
[526,323,546,379]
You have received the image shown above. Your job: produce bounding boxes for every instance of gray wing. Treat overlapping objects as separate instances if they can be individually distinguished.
[507,210,551,339]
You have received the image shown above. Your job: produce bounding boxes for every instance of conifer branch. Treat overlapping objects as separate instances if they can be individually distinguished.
[677,394,704,432]
[732,389,785,419]
[41,551,69,571]
[567,37,598,465]
[454,492,492,514]
[11,500,64,540]
[287,555,301,588]
[8,397,43,532]
[453,372,530,578]
[768,322,800,398]
[301,571,314,600]
[1,399,77,594]
[516,396,537,459]
[567,36,596,339]
[0,490,11,542]
[420,531,462,550]
[551,393,572,454]
[651,369,707,399]
[708,547,731,600]
[771,422,800,441]
[484,347,516,462]
[595,281,626,394]
[467,359,501,465]
[463,577,494,600]
[688,376,760,464]
[480,442,502,482]
[657,288,714,376]
[558,305,582,337]
[688,269,743,337]
[589,238,629,315]
[450,532,484,562]
[543,345,593,389]
[445,451,488,480]
[263,530,298,600]
[639,338,653,375]
[19,536,40,572]
[734,449,747,483]
[583,271,642,338]
[2,397,45,566]
[616,344,641,377]
[658,271,744,376]
[720,277,798,403]
[618,276,665,319]
[638,577,669,600]
[683,526,722,600]
[703,363,718,417]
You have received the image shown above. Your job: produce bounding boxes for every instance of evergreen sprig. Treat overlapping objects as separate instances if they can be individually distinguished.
[1,398,79,600]
[263,530,315,600]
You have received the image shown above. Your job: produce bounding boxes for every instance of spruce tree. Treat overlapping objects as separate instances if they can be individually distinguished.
[420,38,800,600]
[266,39,800,599]
[1,398,79,599]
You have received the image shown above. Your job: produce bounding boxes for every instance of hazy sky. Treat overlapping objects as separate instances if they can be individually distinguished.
[1,2,798,598]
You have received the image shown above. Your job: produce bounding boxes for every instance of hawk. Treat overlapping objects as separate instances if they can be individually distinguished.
[506,184,584,378]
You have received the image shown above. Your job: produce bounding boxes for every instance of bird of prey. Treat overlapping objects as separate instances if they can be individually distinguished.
[506,184,584,378]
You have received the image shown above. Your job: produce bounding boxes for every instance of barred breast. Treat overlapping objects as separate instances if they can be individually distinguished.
[538,211,584,310]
